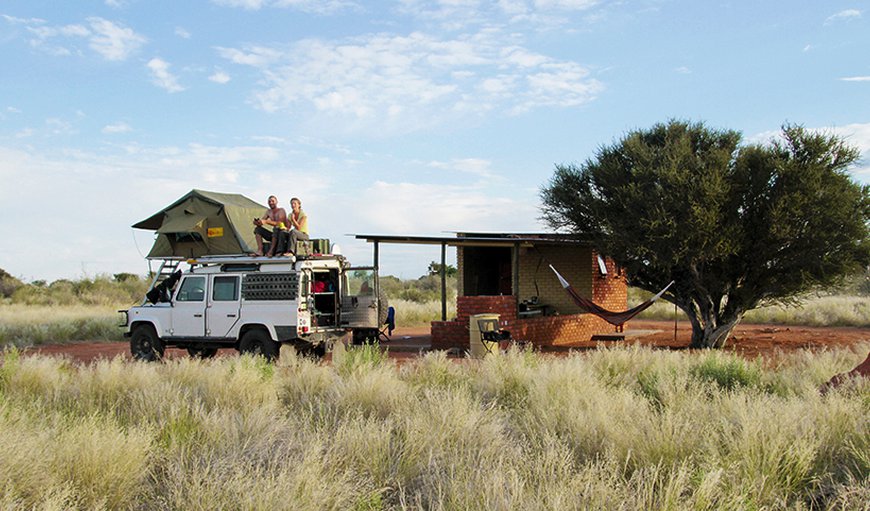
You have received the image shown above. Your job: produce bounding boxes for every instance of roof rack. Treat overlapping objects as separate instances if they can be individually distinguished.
[187,254,296,265]
[185,253,344,266]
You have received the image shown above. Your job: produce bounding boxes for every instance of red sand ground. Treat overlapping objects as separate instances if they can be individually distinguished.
[20,320,870,365]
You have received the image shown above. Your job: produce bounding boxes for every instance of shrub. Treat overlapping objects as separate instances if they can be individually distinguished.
[0,267,23,298]
[689,354,762,391]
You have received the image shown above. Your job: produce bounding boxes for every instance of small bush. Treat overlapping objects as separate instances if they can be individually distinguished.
[0,268,23,298]
[690,354,762,391]
[335,341,389,376]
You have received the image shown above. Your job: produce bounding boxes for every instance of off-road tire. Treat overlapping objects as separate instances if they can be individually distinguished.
[239,329,280,361]
[187,347,218,359]
[378,290,390,326]
[131,325,164,362]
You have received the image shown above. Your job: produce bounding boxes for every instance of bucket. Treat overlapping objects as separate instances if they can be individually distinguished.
[469,313,500,358]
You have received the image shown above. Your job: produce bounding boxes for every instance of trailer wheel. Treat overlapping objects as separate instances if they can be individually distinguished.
[187,347,218,359]
[239,329,279,361]
[131,325,164,362]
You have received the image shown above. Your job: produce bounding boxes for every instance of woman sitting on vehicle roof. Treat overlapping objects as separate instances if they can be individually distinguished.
[277,197,309,257]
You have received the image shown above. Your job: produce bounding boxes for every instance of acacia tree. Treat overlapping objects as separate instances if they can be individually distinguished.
[541,120,870,348]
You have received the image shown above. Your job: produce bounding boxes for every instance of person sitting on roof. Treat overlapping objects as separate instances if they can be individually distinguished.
[253,195,288,257]
[278,197,310,257]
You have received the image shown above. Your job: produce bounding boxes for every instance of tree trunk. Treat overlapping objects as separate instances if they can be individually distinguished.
[687,311,742,349]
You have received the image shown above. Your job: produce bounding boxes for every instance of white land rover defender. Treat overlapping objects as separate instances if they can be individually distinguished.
[122,253,387,361]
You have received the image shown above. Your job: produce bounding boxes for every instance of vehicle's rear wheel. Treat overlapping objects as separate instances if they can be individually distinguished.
[131,325,164,362]
[239,329,279,361]
[187,346,218,359]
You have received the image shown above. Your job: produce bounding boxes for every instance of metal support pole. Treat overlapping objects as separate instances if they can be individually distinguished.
[512,243,520,310]
[441,242,447,321]
[373,240,380,305]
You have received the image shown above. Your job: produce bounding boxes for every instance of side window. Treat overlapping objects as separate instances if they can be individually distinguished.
[176,276,206,302]
[347,269,375,296]
[213,276,239,301]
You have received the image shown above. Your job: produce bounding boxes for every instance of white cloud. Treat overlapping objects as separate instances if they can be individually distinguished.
[147,58,185,93]
[209,70,232,84]
[175,26,192,39]
[674,66,691,74]
[86,17,146,60]
[25,23,85,38]
[213,0,266,8]
[428,158,495,178]
[102,122,132,134]
[831,123,870,153]
[14,128,34,138]
[211,0,358,14]
[353,181,539,234]
[832,123,870,179]
[2,14,46,25]
[397,0,604,29]
[215,46,283,67]
[825,9,861,25]
[219,30,602,132]
[21,16,145,61]
[46,118,75,135]
[840,76,870,82]
[534,0,599,10]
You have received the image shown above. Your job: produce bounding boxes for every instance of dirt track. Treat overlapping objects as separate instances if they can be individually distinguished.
[21,320,870,365]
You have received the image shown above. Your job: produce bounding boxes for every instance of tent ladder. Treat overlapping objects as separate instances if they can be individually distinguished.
[142,259,182,305]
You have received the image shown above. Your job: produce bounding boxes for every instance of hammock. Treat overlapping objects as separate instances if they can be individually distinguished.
[549,265,674,326]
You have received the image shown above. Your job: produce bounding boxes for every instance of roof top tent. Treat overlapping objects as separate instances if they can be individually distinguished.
[133,189,267,295]
[133,189,266,260]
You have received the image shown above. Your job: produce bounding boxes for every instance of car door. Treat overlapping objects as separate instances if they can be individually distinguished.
[171,276,207,337]
[340,267,379,328]
[206,275,241,338]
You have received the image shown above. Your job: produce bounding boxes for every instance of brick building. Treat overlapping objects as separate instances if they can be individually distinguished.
[354,233,627,350]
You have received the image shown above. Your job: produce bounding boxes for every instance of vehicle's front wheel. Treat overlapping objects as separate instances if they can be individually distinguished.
[187,346,218,359]
[131,325,164,362]
[238,329,279,361]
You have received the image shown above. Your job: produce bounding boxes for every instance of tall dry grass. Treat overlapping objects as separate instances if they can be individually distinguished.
[390,298,457,327]
[1,344,867,510]
[0,305,125,347]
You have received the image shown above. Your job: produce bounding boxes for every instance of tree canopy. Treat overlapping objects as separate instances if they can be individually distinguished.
[541,120,870,348]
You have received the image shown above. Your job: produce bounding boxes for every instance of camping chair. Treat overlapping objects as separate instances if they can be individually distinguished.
[378,306,396,342]
[477,318,511,354]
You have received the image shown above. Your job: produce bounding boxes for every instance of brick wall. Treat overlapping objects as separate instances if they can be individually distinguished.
[591,250,628,314]
[430,292,627,349]
[517,245,592,315]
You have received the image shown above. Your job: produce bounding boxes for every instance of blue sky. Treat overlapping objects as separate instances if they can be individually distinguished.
[1,0,868,282]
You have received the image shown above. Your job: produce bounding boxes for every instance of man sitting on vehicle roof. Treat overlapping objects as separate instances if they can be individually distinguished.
[253,195,288,257]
